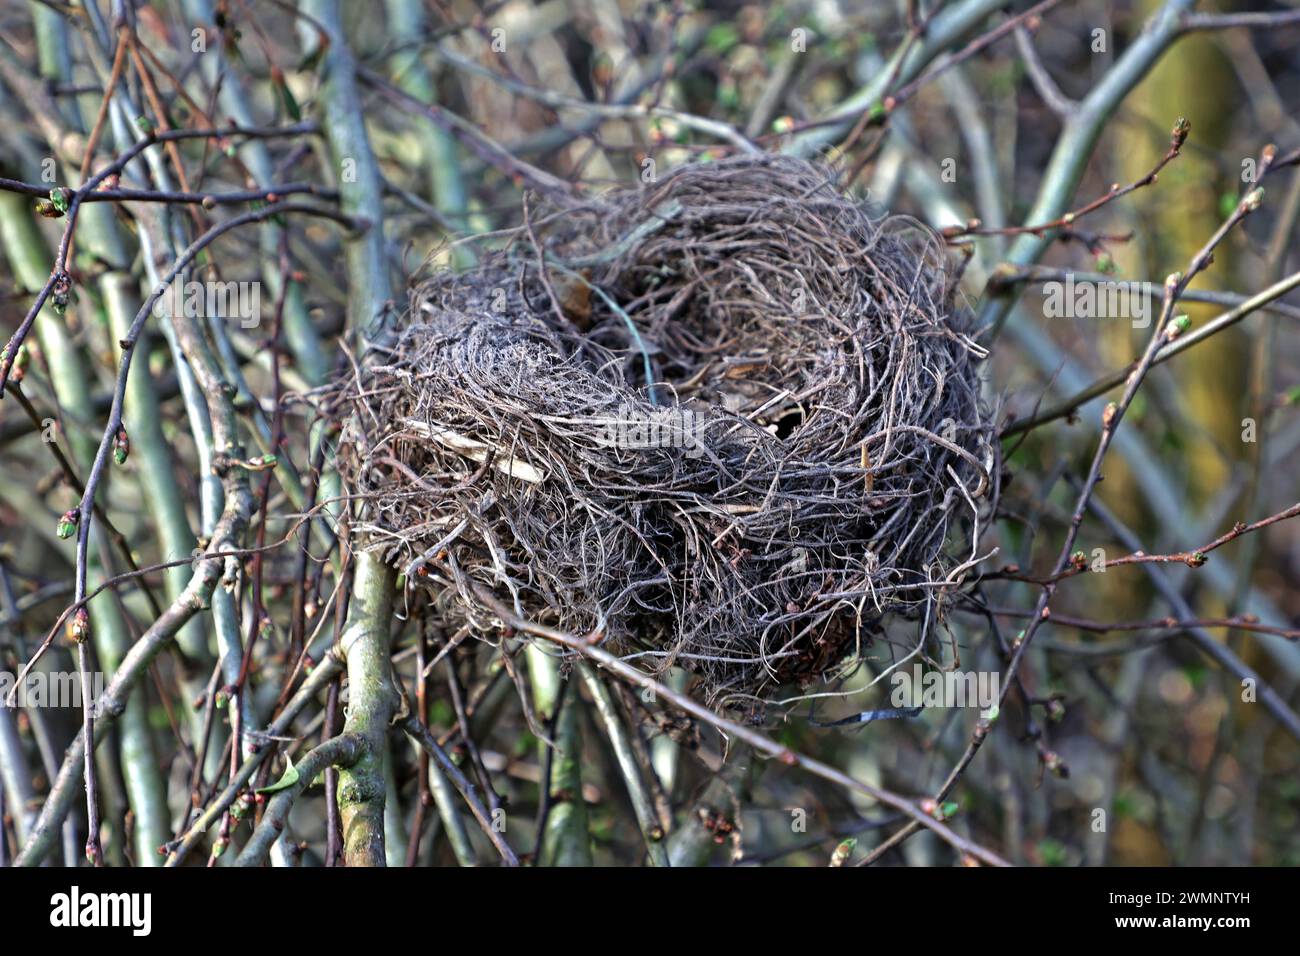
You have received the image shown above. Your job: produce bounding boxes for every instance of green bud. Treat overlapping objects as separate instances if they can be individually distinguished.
[231,792,254,821]
[112,426,130,465]
[1171,117,1191,148]
[830,838,857,867]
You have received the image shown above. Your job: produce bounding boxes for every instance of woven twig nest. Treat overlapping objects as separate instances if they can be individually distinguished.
[336,155,995,707]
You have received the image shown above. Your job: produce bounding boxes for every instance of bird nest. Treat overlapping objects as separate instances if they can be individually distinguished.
[334,155,995,707]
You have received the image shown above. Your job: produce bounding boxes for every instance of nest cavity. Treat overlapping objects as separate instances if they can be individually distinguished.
[335,155,994,706]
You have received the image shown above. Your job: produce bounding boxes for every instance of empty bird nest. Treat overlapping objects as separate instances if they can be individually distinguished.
[332,154,996,709]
